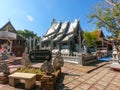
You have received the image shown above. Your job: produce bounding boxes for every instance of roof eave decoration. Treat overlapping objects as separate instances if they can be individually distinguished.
[0,21,17,33]
[45,21,61,37]
[44,22,56,37]
[57,21,69,34]
[66,19,79,35]
[60,34,73,43]
[0,31,16,40]
[42,34,54,42]
[52,34,62,42]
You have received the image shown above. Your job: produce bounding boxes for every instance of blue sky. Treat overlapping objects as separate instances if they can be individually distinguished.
[0,0,109,37]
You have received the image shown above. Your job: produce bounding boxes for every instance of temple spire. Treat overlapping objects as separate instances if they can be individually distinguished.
[51,18,56,25]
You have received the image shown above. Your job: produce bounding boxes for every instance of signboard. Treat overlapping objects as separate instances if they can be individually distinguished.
[29,49,52,62]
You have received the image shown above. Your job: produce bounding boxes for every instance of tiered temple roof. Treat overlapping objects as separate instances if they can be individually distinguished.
[61,19,79,42]
[42,19,81,43]
[41,19,83,53]
[42,21,62,42]
[53,21,69,42]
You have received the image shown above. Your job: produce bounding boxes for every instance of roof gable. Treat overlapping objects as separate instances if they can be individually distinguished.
[98,30,104,38]
[66,19,79,35]
[91,30,105,41]
[0,21,17,33]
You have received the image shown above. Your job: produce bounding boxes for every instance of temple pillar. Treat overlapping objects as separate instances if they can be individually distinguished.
[29,37,32,51]
[33,37,36,50]
[79,29,82,52]
[9,41,12,53]
[5,38,12,53]
[68,41,70,55]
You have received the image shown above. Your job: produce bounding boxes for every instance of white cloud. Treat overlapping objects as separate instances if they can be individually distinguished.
[27,15,34,22]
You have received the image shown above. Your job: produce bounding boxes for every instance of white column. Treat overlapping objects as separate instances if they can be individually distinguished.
[29,37,32,51]
[39,38,42,49]
[33,37,36,50]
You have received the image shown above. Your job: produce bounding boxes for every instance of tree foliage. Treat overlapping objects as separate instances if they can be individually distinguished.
[90,0,120,37]
[17,29,39,39]
[83,31,97,47]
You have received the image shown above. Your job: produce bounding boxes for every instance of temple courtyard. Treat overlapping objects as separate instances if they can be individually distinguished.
[0,58,119,90]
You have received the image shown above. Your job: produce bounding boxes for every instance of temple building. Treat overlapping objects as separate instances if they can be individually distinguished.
[93,30,112,51]
[0,21,26,56]
[41,19,84,55]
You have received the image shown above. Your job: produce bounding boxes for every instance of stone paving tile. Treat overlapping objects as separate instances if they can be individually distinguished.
[115,74,120,79]
[91,76,101,81]
[90,83,106,90]
[73,70,85,75]
[96,80,109,87]
[79,82,91,90]
[101,77,113,82]
[110,81,120,87]
[65,83,75,89]
[76,77,86,82]
[81,75,91,80]
[105,72,117,78]
[113,78,120,84]
[89,87,100,90]
[63,77,75,84]
[88,78,97,83]
[105,87,115,90]
[106,83,120,90]
[64,75,70,80]
[65,81,80,90]
[71,80,81,87]
[84,73,94,78]
[85,80,96,85]
[73,86,85,90]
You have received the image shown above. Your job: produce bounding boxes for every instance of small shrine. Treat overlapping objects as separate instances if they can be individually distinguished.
[0,21,26,57]
[110,41,120,71]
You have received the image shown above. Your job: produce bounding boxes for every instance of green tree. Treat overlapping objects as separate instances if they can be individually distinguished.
[17,29,41,49]
[89,0,120,37]
[17,29,38,38]
[83,31,97,47]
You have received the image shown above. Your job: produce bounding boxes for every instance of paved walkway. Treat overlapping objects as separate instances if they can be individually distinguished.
[0,62,120,90]
[57,63,120,90]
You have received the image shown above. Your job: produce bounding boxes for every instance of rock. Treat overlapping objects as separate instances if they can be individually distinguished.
[21,52,31,66]
[0,62,10,75]
[40,61,54,74]
[53,51,64,70]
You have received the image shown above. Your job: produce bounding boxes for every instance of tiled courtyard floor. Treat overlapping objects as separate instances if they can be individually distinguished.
[57,63,120,90]
[0,61,120,90]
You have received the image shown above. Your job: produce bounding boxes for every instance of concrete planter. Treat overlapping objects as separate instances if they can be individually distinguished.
[41,69,61,90]
[36,74,43,81]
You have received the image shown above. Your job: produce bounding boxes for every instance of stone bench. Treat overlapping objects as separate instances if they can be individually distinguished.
[9,72,36,90]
